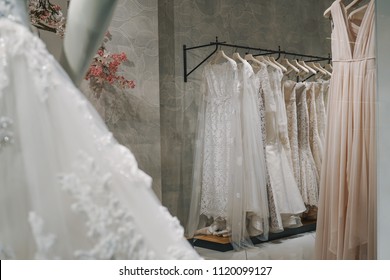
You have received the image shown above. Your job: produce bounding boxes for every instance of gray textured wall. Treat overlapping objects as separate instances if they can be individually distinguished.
[40,0,163,199]
[81,0,162,199]
[159,0,334,225]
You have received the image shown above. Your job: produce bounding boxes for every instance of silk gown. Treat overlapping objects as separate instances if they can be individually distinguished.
[315,0,376,260]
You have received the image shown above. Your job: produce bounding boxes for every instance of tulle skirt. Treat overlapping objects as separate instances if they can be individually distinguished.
[0,19,199,259]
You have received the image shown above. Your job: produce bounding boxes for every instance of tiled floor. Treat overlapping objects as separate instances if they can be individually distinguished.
[195,231,316,260]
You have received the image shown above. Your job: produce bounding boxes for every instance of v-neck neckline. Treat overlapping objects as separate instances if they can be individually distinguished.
[335,0,373,57]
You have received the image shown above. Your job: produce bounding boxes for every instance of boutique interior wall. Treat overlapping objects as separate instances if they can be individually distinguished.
[158,0,334,225]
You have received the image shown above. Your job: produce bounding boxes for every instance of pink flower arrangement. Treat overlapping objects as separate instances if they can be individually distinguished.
[85,32,136,94]
[28,0,66,37]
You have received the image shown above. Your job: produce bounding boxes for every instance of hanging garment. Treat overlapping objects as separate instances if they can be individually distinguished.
[306,82,323,177]
[283,80,301,194]
[322,80,330,111]
[0,0,199,260]
[315,0,376,259]
[189,58,270,249]
[238,61,269,240]
[315,81,328,150]
[253,63,284,233]
[197,61,239,221]
[296,83,319,206]
[262,67,305,228]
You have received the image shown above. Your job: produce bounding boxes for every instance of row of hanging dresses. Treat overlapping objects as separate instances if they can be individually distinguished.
[188,58,270,249]
[283,79,330,214]
[316,0,376,260]
[189,54,337,247]
[253,63,306,233]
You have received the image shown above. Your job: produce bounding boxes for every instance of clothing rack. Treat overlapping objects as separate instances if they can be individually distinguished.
[183,37,331,82]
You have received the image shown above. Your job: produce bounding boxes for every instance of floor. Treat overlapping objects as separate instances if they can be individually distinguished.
[194,231,316,260]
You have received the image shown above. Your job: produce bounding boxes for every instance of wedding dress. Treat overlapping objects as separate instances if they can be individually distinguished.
[0,0,199,259]
[262,67,305,228]
[253,63,283,233]
[316,0,376,259]
[306,82,323,177]
[296,82,319,206]
[189,58,270,248]
[283,80,301,193]
[315,81,327,150]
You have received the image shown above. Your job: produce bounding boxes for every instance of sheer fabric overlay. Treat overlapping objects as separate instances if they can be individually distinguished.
[0,0,199,259]
[188,59,270,249]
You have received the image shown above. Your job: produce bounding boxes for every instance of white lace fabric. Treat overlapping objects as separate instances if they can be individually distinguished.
[296,82,319,206]
[189,58,270,249]
[199,62,237,219]
[0,3,199,259]
[262,68,305,221]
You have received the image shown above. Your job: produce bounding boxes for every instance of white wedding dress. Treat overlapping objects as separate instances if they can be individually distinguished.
[0,0,199,259]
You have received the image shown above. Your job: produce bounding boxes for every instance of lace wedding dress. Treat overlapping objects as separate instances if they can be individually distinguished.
[188,58,270,249]
[262,67,305,228]
[283,80,301,194]
[306,82,323,178]
[253,63,283,233]
[296,82,319,206]
[0,0,199,259]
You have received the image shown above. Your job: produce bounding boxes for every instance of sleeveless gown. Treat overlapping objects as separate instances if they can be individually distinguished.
[0,0,199,259]
[315,0,376,259]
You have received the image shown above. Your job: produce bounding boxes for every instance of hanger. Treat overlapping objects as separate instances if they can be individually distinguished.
[325,63,333,73]
[255,55,281,71]
[281,58,300,75]
[211,49,236,65]
[314,62,332,77]
[307,62,327,76]
[299,60,317,75]
[292,59,310,75]
[232,52,246,64]
[324,0,343,18]
[345,0,365,11]
[269,56,287,72]
[245,53,262,65]
[348,3,369,21]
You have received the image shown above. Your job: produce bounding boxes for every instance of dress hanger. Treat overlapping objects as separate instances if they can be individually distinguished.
[345,0,365,12]
[308,62,327,76]
[348,3,369,21]
[324,0,343,18]
[255,55,281,71]
[211,49,236,65]
[269,56,287,72]
[292,59,310,75]
[281,58,300,76]
[325,63,333,73]
[232,52,246,64]
[299,60,317,75]
[313,62,332,77]
[245,53,262,65]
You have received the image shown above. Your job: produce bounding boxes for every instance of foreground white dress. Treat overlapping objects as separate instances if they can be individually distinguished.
[0,0,199,259]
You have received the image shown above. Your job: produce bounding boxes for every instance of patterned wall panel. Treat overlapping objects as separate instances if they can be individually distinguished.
[81,0,162,199]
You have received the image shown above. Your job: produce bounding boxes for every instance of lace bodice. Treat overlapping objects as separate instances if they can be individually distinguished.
[0,0,29,26]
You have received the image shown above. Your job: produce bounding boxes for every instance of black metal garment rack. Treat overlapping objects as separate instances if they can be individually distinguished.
[183,37,331,82]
